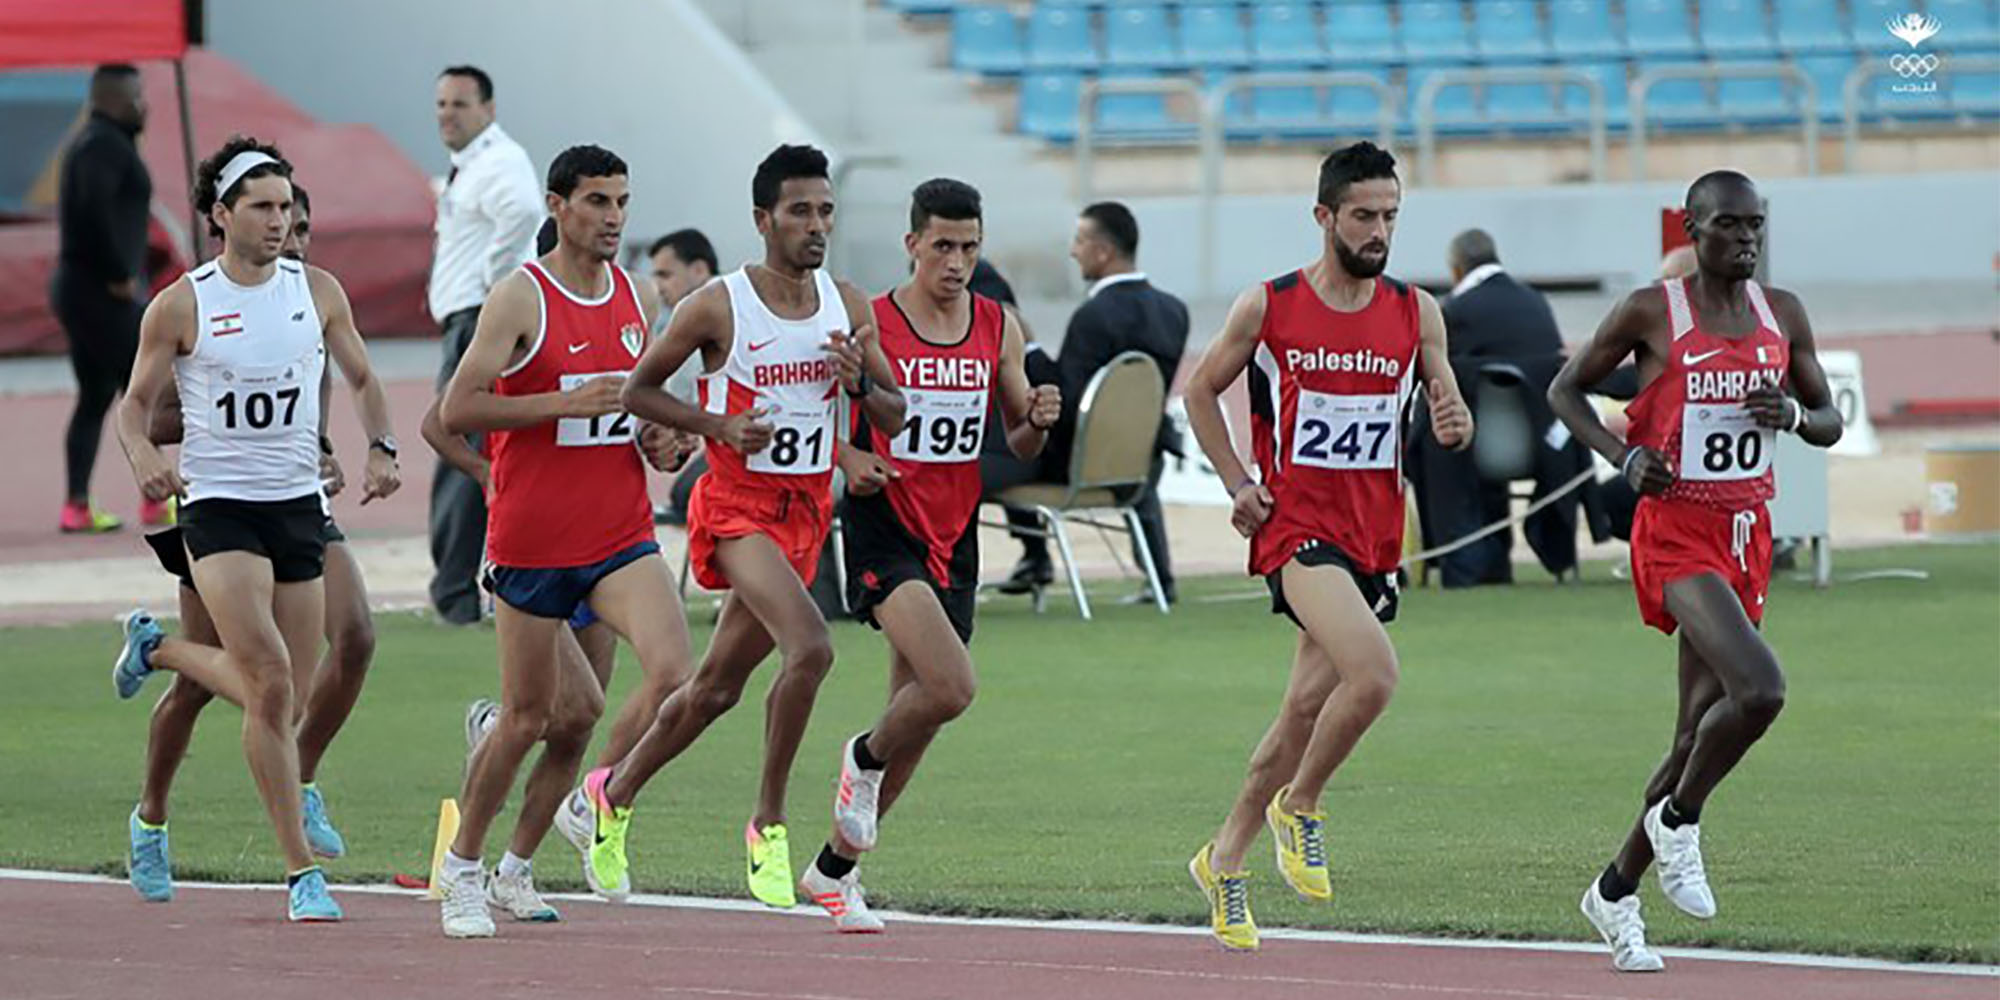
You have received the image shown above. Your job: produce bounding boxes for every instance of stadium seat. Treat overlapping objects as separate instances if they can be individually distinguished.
[1550,0,1627,59]
[1794,53,1860,120]
[1018,71,1083,140]
[952,6,1024,76]
[1329,79,1394,128]
[1698,0,1777,56]
[1715,57,1797,123]
[1249,82,1324,134]
[1094,70,1184,138]
[885,0,962,14]
[1624,0,1700,57]
[1405,63,1481,132]
[1634,58,1716,126]
[1561,60,1632,126]
[1953,63,2000,114]
[1324,1,1400,63]
[1104,5,1181,70]
[1399,2,1476,63]
[1179,3,1250,70]
[1474,1,1551,62]
[1929,0,2000,51]
[1774,0,1852,55]
[1026,6,1097,71]
[1849,0,1911,47]
[1251,4,1326,67]
[1486,80,1563,124]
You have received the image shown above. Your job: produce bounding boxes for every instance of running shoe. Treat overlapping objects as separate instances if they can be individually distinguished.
[113,609,164,699]
[745,821,796,908]
[127,807,172,902]
[138,496,176,527]
[1644,800,1716,918]
[833,734,883,852]
[555,766,631,900]
[1580,880,1665,972]
[300,784,346,859]
[287,866,343,922]
[1188,842,1257,952]
[799,864,884,933]
[1264,784,1331,902]
[60,501,122,534]
[464,697,497,753]
[439,866,495,938]
[487,862,560,922]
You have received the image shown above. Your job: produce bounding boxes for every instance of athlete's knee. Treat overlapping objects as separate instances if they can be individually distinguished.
[240,666,296,727]
[545,696,601,750]
[325,614,376,679]
[1735,679,1786,727]
[928,665,977,723]
[495,697,555,744]
[686,674,745,723]
[781,625,835,682]
[1346,655,1400,715]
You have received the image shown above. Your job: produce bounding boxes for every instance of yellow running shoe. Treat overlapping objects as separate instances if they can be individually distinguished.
[1265,784,1332,901]
[745,821,795,908]
[1188,842,1258,952]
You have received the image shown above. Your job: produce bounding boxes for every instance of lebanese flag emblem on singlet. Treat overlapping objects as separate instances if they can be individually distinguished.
[210,313,244,337]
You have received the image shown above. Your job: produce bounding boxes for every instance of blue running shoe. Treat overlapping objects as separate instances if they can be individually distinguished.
[127,807,172,902]
[301,784,346,859]
[287,866,343,922]
[113,609,163,700]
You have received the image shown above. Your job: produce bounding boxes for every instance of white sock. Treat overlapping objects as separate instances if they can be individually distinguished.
[498,852,531,878]
[443,850,482,881]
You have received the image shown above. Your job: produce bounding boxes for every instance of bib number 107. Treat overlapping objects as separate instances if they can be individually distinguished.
[215,387,301,433]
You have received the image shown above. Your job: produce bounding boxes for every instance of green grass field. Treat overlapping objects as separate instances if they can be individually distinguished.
[3,543,1995,963]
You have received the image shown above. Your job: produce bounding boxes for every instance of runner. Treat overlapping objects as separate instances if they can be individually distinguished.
[112,137,400,921]
[1181,142,1472,951]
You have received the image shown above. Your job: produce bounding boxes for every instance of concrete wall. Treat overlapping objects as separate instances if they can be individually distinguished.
[205,0,827,277]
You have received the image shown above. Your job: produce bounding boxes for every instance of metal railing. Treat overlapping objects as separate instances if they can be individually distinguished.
[1412,66,1608,185]
[1842,55,1999,169]
[1630,62,1820,179]
[1074,76,1208,204]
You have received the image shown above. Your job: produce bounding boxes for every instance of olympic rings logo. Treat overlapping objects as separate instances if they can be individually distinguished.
[1889,53,1941,78]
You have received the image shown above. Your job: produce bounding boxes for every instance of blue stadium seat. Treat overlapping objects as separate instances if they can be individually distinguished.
[1849,0,1912,47]
[1486,80,1562,123]
[1561,60,1632,126]
[1698,0,1777,56]
[1104,5,1180,69]
[1400,2,1476,63]
[1624,0,1700,57]
[1096,71,1180,137]
[1329,79,1394,127]
[1930,0,2000,51]
[953,6,1024,76]
[1634,58,1716,125]
[1715,58,1796,123]
[1405,64,1481,131]
[1550,0,1627,59]
[1026,6,1097,71]
[1475,1,1551,62]
[1179,3,1250,70]
[1774,0,1852,55]
[1250,83,1324,132]
[1953,63,2000,114]
[1794,54,1860,120]
[1019,72,1083,140]
[885,0,962,14]
[1324,1,1399,63]
[1251,4,1325,67]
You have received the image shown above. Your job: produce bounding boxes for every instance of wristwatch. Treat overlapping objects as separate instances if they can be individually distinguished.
[369,435,400,460]
[319,434,335,457]
[845,371,873,399]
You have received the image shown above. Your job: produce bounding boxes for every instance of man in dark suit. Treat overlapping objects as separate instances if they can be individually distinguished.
[1418,228,1566,587]
[980,202,1188,603]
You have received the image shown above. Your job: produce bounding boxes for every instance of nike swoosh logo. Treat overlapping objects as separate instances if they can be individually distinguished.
[1683,348,1726,366]
[569,343,589,354]
[746,338,779,352]
[749,860,764,874]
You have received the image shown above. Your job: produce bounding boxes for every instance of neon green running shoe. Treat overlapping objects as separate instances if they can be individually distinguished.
[555,766,631,900]
[745,821,795,908]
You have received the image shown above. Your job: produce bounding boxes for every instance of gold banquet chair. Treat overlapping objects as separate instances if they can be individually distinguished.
[987,350,1169,621]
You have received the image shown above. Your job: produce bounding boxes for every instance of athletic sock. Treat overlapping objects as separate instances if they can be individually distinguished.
[287,865,321,887]
[133,811,166,832]
[443,850,482,880]
[1661,797,1700,829]
[1598,863,1638,902]
[498,852,531,879]
[852,732,886,771]
[815,844,857,880]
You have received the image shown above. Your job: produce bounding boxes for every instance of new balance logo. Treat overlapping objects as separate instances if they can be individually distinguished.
[290,310,307,322]
[1682,348,1727,367]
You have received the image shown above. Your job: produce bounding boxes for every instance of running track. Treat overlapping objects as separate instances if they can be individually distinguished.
[2,871,1991,1000]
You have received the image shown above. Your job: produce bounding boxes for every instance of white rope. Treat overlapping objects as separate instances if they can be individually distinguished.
[1398,468,1599,569]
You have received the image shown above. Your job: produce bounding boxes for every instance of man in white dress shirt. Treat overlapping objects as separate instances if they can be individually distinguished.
[427,65,542,624]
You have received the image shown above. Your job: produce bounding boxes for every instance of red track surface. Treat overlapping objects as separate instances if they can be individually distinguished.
[0,877,1988,1000]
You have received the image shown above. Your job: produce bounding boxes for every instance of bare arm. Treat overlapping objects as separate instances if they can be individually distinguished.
[115,281,194,501]
[1549,288,1675,494]
[422,394,489,487]
[1186,284,1277,539]
[1745,289,1843,449]
[441,271,620,434]
[312,267,400,503]
[147,384,183,445]
[835,280,906,434]
[995,308,1060,458]
[1415,288,1473,449]
[622,281,743,437]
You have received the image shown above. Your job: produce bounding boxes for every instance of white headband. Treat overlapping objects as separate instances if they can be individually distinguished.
[216,150,279,200]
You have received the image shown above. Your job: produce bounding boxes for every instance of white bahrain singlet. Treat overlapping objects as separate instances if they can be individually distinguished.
[174,258,326,503]
[697,267,845,494]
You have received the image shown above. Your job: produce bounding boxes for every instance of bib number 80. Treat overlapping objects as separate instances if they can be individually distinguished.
[1701,429,1762,475]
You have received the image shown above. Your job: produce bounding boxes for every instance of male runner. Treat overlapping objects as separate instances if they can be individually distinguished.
[798,178,1061,931]
[432,144,696,938]
[1181,142,1471,951]
[127,183,379,902]
[556,143,906,909]
[112,137,400,921]
[1550,170,1840,973]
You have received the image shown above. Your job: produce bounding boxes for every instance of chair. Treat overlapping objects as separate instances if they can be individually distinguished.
[1026,6,1098,71]
[1324,0,1399,63]
[1019,71,1084,141]
[1251,3,1325,67]
[1562,59,1632,127]
[1930,0,2000,51]
[1698,0,1777,56]
[1773,0,1851,55]
[1400,1,1476,63]
[989,352,1168,620]
[1624,0,1699,57]
[952,6,1024,76]
[1474,0,1551,62]
[1471,364,1539,485]
[1550,0,1626,59]
[1715,58,1796,124]
[1179,3,1251,70]
[1794,53,1857,121]
[1104,4,1180,70]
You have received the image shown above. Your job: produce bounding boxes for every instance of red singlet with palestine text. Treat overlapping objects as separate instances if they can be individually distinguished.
[1247,270,1422,578]
[486,261,654,568]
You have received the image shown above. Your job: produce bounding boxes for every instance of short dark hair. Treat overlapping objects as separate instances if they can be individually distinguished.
[649,228,718,274]
[91,63,139,86]
[1448,228,1497,271]
[439,65,493,103]
[908,178,983,234]
[547,144,627,199]
[1317,141,1399,209]
[1685,169,1757,222]
[194,135,292,239]
[290,183,311,218]
[1080,201,1139,259]
[751,144,830,211]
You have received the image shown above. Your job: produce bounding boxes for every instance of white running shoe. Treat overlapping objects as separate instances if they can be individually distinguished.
[487,863,560,922]
[1644,801,1717,919]
[1579,881,1665,972]
[440,867,496,939]
[799,864,885,933]
[832,734,884,852]
[464,698,497,753]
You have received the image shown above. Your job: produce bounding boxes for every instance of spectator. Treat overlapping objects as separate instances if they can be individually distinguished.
[426,64,541,624]
[981,202,1188,604]
[52,64,154,534]
[644,229,720,526]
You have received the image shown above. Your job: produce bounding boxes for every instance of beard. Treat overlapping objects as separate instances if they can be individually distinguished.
[1334,235,1389,279]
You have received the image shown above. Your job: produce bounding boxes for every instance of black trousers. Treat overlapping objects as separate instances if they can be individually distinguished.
[979,439,1175,596]
[52,270,142,502]
[428,307,488,623]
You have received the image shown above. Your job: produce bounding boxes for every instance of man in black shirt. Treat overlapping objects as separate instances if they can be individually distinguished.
[52,64,154,534]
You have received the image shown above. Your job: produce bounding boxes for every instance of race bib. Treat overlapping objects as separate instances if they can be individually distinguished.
[1291,390,1400,470]
[890,388,987,464]
[1679,402,1772,481]
[746,395,835,475]
[209,360,309,440]
[556,371,635,447]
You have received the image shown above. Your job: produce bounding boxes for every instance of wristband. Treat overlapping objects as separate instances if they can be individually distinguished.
[319,434,334,457]
[1786,397,1804,434]
[1620,448,1642,476]
[1229,477,1256,499]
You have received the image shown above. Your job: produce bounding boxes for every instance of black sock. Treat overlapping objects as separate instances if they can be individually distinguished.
[286,865,320,888]
[815,844,857,880]
[1598,863,1638,902]
[851,732,886,771]
[1661,797,1701,829]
